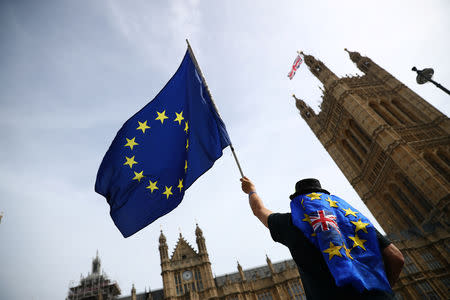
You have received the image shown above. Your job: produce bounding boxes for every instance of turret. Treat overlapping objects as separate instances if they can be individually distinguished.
[266,255,275,274]
[159,230,169,262]
[293,94,316,121]
[301,51,339,88]
[131,284,136,300]
[344,48,396,87]
[195,223,207,254]
[344,48,374,74]
[293,94,323,137]
[237,261,246,281]
[92,250,101,275]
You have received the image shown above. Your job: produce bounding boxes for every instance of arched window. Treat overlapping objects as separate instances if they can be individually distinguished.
[392,184,424,223]
[395,173,433,211]
[424,152,449,183]
[436,149,450,167]
[370,102,395,126]
[382,101,408,124]
[346,130,367,156]
[175,272,183,295]
[349,120,371,150]
[342,139,362,166]
[384,193,415,229]
[391,99,420,123]
[380,101,401,125]
[194,269,203,291]
[286,280,306,300]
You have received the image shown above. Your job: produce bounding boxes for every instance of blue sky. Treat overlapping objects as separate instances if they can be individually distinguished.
[0,1,449,299]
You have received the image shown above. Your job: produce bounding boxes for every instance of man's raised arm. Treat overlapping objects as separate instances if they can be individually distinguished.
[240,177,273,228]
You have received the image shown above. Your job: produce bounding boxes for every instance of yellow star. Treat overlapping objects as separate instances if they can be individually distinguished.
[343,244,353,260]
[132,170,145,182]
[322,242,343,261]
[325,197,339,208]
[349,234,367,251]
[351,219,370,234]
[124,137,138,150]
[184,160,188,173]
[177,179,183,192]
[186,139,189,150]
[163,186,173,199]
[184,121,189,133]
[174,111,184,125]
[146,180,158,193]
[155,110,169,124]
[342,207,359,218]
[136,121,150,133]
[302,214,311,224]
[123,156,138,168]
[306,192,322,200]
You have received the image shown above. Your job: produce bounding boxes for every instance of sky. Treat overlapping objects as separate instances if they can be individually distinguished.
[0,1,449,299]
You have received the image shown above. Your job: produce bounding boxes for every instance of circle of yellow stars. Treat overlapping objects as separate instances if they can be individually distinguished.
[301,193,371,261]
[122,109,189,200]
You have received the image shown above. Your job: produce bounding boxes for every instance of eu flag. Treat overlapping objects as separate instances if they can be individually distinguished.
[290,193,391,293]
[95,49,231,237]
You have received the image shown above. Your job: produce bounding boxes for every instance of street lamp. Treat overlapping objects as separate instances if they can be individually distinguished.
[412,66,450,95]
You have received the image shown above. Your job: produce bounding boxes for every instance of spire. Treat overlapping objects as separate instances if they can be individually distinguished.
[344,48,374,74]
[159,230,166,245]
[266,255,275,274]
[293,94,316,120]
[131,284,136,300]
[237,261,246,281]
[344,48,363,64]
[158,230,169,262]
[92,250,101,274]
[195,222,203,237]
[301,51,338,87]
[195,222,207,254]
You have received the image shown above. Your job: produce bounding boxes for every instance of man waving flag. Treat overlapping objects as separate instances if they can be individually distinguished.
[95,45,231,237]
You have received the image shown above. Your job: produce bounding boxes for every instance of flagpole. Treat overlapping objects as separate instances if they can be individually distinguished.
[186,39,245,178]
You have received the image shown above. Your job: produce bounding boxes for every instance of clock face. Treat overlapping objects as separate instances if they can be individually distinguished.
[182,270,193,281]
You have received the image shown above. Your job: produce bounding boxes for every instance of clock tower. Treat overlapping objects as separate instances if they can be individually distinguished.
[159,224,218,299]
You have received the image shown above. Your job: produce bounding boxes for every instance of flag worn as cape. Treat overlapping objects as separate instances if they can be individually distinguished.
[95,49,231,237]
[291,193,391,293]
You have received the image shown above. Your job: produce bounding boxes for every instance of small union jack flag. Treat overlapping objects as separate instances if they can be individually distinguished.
[310,210,341,234]
[287,54,303,80]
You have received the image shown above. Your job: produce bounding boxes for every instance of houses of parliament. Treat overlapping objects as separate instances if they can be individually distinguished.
[67,50,449,299]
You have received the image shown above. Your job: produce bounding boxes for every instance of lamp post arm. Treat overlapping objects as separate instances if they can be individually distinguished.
[428,78,450,96]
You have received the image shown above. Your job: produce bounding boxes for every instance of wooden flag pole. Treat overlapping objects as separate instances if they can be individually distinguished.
[186,39,245,178]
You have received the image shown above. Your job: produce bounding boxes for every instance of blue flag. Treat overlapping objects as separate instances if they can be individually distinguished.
[95,50,231,237]
[290,193,391,293]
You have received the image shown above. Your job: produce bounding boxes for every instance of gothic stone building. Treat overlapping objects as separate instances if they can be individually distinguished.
[117,224,306,300]
[293,49,449,299]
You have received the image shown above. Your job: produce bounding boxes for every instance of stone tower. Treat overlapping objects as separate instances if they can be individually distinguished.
[159,224,218,299]
[294,49,449,299]
[66,252,121,300]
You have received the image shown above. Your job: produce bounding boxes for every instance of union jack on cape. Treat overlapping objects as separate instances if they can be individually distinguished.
[310,210,341,234]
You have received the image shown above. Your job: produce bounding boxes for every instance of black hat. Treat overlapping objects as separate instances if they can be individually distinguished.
[289,178,330,200]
